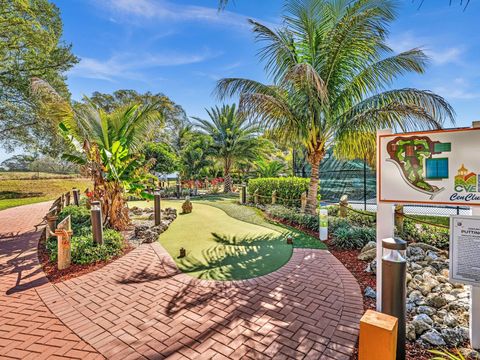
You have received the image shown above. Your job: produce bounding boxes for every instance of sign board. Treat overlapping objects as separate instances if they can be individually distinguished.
[450,215,480,286]
[379,127,480,205]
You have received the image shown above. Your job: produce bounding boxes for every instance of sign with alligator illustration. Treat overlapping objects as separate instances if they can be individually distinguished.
[379,128,480,205]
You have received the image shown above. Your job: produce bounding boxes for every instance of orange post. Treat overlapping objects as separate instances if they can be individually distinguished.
[359,310,398,360]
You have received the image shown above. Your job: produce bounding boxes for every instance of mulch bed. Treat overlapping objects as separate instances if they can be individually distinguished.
[37,233,133,283]
[267,215,431,360]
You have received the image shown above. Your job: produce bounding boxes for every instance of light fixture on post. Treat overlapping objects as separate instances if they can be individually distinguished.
[154,188,161,226]
[90,201,103,244]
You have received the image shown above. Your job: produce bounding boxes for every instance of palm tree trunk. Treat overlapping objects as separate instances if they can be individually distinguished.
[224,171,233,193]
[306,150,324,215]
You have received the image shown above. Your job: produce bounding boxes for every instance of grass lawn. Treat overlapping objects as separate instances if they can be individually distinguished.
[130,197,326,281]
[193,195,327,250]
[0,175,92,211]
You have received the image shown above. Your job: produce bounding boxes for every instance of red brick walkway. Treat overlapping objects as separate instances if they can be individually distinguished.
[0,202,102,359]
[0,203,363,360]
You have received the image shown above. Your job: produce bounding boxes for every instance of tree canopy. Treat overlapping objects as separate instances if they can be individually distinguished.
[0,0,78,153]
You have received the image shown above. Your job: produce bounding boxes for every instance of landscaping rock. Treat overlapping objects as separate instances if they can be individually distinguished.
[364,286,376,299]
[440,327,468,347]
[420,329,446,347]
[358,248,376,261]
[129,207,178,246]
[360,241,376,253]
[362,242,472,349]
[412,314,433,335]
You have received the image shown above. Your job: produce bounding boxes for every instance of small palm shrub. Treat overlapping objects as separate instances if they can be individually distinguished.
[331,225,375,250]
[429,349,465,360]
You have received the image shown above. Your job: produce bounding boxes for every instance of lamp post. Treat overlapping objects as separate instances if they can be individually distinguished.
[154,188,161,226]
[176,181,181,199]
[382,237,407,360]
[90,201,103,244]
[240,183,247,204]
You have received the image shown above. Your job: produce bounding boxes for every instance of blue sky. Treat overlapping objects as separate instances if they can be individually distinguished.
[2,0,480,162]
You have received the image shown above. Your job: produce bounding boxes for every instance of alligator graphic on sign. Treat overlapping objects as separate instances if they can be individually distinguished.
[386,136,451,198]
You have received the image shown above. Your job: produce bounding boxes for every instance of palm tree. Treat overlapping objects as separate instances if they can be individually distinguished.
[256,159,285,178]
[194,104,266,193]
[32,79,162,229]
[216,0,455,214]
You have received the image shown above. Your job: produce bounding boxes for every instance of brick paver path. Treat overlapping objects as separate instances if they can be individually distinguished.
[0,202,363,360]
[0,202,102,359]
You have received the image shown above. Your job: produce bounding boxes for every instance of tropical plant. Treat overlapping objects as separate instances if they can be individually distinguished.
[216,0,455,214]
[145,142,179,174]
[194,104,267,193]
[255,159,285,178]
[428,348,465,360]
[32,79,162,230]
[179,133,214,180]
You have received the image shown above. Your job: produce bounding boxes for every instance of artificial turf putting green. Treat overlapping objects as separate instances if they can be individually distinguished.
[130,200,292,281]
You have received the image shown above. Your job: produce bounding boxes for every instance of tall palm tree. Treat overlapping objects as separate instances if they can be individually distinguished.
[194,104,266,193]
[216,0,455,214]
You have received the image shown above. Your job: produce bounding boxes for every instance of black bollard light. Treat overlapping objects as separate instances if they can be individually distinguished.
[176,181,181,199]
[72,188,80,206]
[90,201,104,244]
[154,188,161,226]
[381,237,407,360]
[240,183,247,204]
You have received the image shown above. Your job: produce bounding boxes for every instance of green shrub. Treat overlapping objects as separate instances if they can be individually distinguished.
[331,226,375,249]
[400,219,449,249]
[47,229,125,265]
[248,177,310,207]
[346,210,376,227]
[265,205,318,231]
[57,205,91,232]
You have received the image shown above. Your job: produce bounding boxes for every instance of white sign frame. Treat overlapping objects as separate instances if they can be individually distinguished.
[379,127,480,206]
[377,124,480,350]
[449,215,480,286]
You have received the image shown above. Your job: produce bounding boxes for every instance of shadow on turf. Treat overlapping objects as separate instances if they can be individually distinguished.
[176,232,292,281]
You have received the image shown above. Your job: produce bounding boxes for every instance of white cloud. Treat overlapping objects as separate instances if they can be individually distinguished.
[69,50,221,81]
[388,31,464,65]
[98,0,254,30]
[433,78,480,100]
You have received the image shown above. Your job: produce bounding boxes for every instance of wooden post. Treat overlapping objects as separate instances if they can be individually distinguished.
[394,204,404,233]
[339,194,349,218]
[54,215,72,270]
[254,189,259,204]
[300,192,307,213]
[271,190,277,205]
[65,192,71,206]
[46,211,57,239]
[61,194,65,209]
[55,197,62,214]
[359,310,398,360]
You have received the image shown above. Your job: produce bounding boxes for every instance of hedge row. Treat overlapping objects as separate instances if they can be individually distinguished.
[247,177,310,206]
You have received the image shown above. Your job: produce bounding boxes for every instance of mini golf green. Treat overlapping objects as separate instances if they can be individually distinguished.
[129,200,292,280]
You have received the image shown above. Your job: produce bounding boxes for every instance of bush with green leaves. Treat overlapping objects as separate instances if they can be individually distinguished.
[331,225,375,250]
[48,205,126,265]
[248,177,310,206]
[400,219,449,249]
[57,205,91,232]
[265,205,318,231]
[47,229,124,265]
